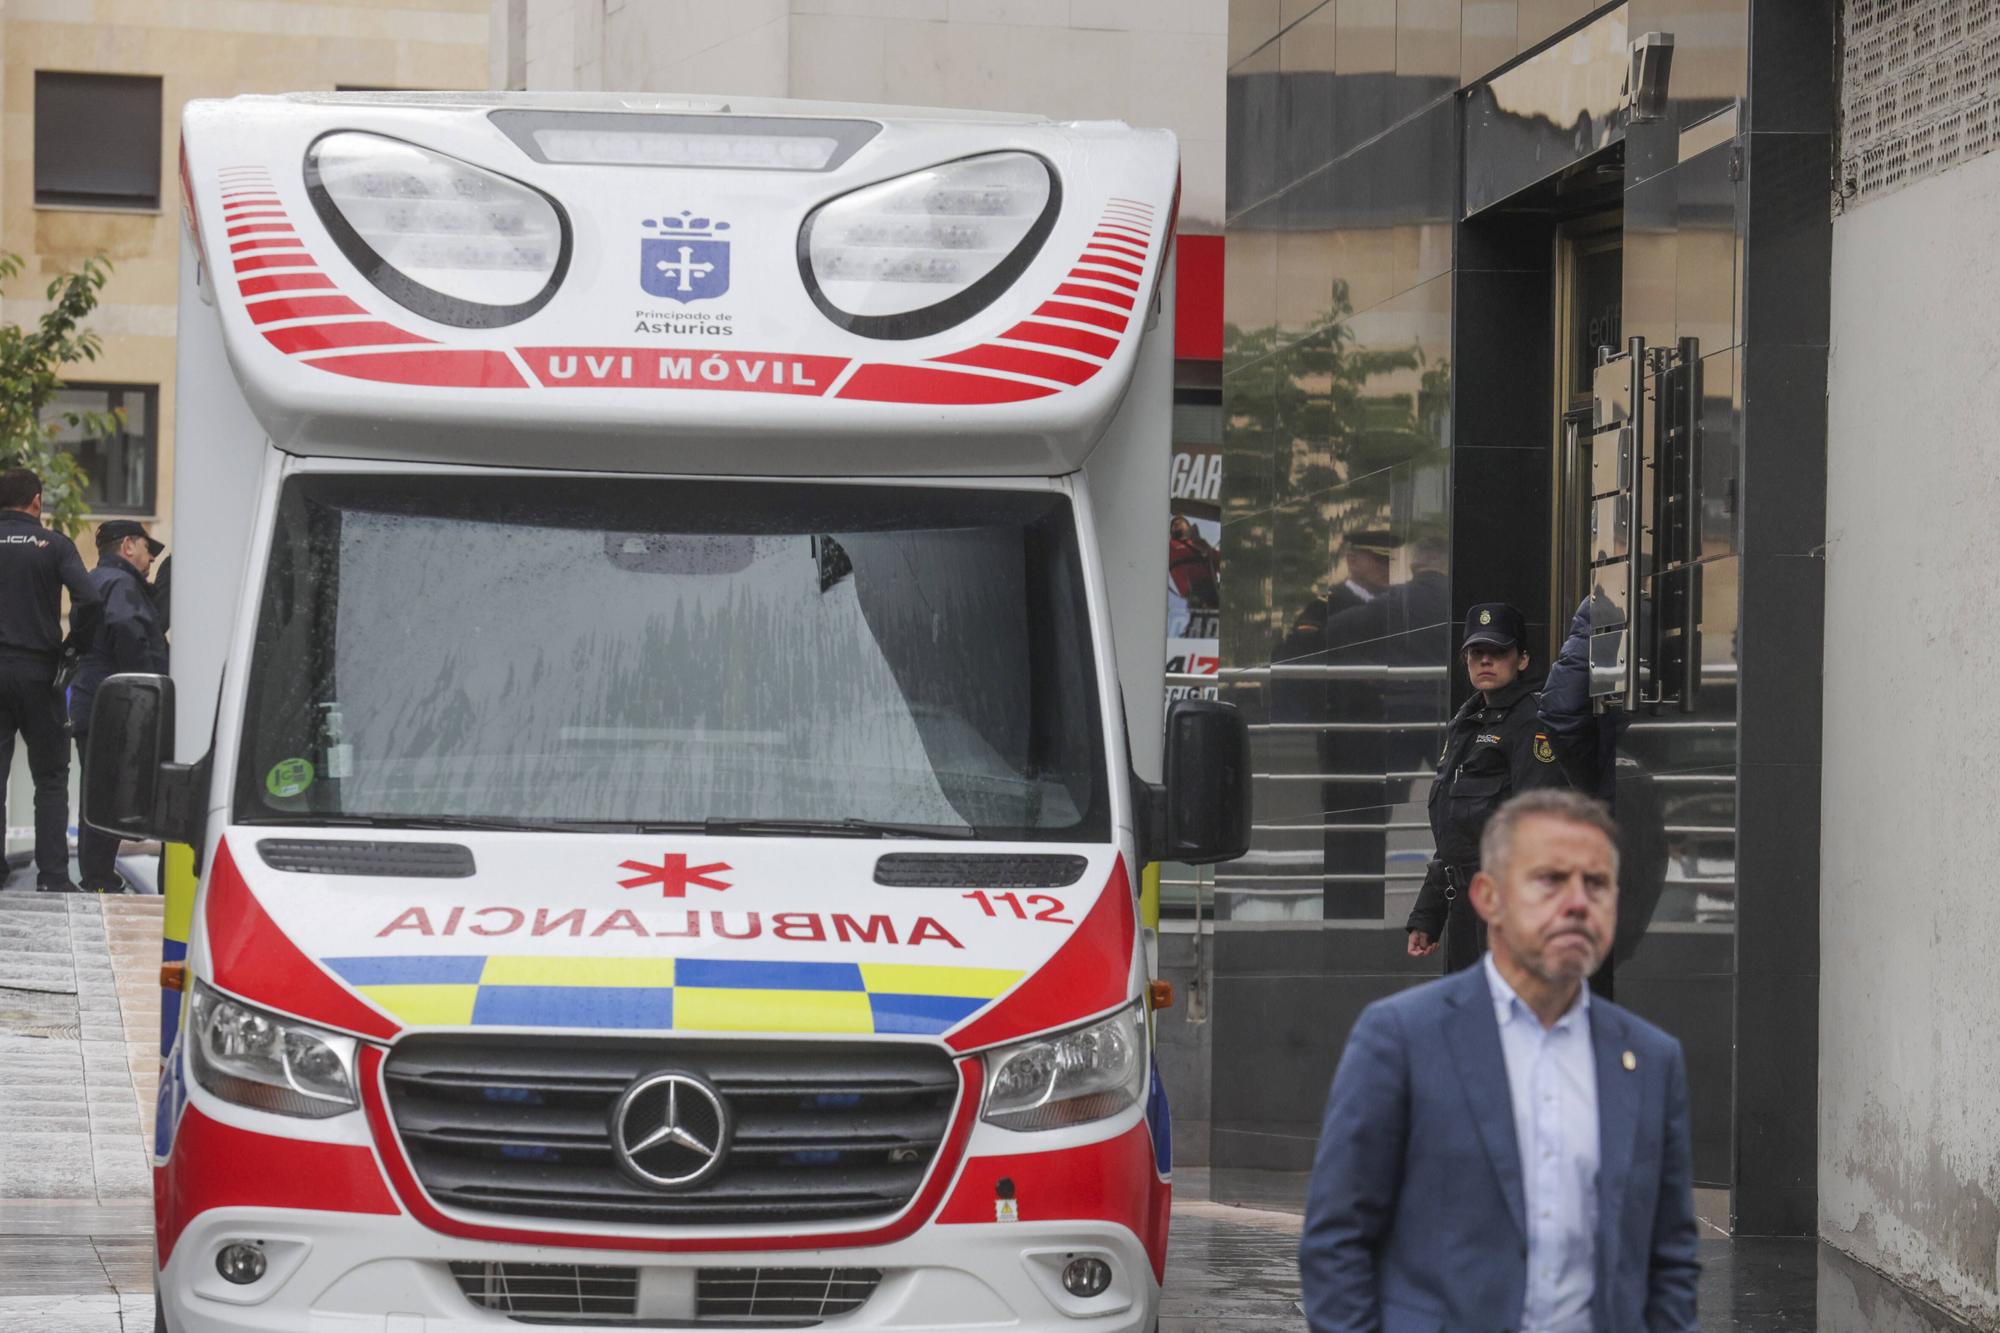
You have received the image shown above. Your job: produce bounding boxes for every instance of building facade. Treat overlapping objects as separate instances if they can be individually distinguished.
[0,0,491,549]
[1823,3,2000,1322]
[1220,0,1832,1243]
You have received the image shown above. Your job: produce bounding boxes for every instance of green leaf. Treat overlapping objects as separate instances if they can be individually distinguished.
[0,250,114,535]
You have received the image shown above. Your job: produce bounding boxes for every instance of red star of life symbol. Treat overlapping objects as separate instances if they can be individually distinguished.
[617,854,733,898]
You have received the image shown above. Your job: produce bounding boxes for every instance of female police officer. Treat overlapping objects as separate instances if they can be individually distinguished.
[1404,602,1574,972]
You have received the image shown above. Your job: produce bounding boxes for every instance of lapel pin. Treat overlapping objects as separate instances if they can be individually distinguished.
[1622,1050,1637,1071]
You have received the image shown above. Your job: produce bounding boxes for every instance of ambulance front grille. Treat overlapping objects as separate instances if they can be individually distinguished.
[447,1261,886,1326]
[384,1036,960,1227]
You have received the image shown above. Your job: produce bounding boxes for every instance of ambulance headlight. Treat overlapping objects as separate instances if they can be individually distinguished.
[188,981,359,1118]
[981,1003,1146,1131]
[304,131,571,329]
[799,151,1060,340]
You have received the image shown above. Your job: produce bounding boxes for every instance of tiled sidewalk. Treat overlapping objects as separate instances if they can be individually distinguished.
[0,892,162,1332]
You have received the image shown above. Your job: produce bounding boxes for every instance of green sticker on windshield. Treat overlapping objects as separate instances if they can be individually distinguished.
[266,758,315,799]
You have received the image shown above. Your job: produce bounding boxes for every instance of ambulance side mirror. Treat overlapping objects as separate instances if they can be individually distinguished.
[82,675,207,848]
[1159,699,1252,865]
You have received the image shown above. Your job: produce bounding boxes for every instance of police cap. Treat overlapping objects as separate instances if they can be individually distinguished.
[97,519,164,557]
[1461,602,1525,650]
[1343,530,1401,558]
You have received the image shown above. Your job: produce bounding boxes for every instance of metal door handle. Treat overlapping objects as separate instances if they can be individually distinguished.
[1678,337,1702,711]
[1624,335,1646,710]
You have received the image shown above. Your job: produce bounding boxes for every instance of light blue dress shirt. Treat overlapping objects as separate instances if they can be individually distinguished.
[1483,952,1600,1333]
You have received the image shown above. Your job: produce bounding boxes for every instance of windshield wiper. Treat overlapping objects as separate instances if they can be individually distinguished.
[237,813,574,833]
[699,816,977,840]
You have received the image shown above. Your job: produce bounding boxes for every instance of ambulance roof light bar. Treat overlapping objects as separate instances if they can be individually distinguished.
[489,110,881,173]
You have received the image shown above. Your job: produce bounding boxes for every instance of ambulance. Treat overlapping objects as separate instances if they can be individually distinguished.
[83,93,1251,1331]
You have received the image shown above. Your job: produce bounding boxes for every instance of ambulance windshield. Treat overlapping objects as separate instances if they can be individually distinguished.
[233,475,1108,841]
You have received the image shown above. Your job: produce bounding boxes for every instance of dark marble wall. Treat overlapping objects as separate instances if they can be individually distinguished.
[1218,0,1829,1233]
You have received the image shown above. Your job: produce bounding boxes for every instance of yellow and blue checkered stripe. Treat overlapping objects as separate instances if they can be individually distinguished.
[321,955,1021,1036]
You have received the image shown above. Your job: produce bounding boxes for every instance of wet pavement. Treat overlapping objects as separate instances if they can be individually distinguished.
[0,889,162,1331]
[0,883,1981,1332]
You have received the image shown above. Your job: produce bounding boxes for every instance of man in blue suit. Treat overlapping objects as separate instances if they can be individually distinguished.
[1301,789,1700,1332]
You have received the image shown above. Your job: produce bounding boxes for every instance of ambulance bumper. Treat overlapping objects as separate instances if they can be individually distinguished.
[158,1207,1161,1333]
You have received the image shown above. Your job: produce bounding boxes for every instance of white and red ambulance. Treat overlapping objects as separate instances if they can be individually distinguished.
[87,92,1249,1332]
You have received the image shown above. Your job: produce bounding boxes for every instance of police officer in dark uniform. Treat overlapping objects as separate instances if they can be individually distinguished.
[70,520,168,893]
[1405,602,1574,972]
[0,468,98,890]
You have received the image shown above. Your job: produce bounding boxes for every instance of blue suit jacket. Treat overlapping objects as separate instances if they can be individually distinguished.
[1299,966,1701,1332]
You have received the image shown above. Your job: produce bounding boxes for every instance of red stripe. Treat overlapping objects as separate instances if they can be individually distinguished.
[1080,251,1144,275]
[948,861,1136,1051]
[203,841,401,1041]
[310,349,528,388]
[1055,281,1135,310]
[226,222,295,238]
[238,272,335,297]
[1069,265,1139,291]
[248,294,369,325]
[362,1046,983,1252]
[932,343,1100,386]
[230,236,306,254]
[234,252,319,272]
[265,321,434,354]
[1091,231,1149,256]
[221,196,280,208]
[221,209,286,223]
[1034,299,1129,333]
[1001,320,1120,359]
[156,1107,399,1265]
[837,364,1058,405]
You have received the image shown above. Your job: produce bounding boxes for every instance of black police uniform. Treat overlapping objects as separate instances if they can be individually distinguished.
[0,507,98,888]
[1406,604,1572,973]
[70,537,168,892]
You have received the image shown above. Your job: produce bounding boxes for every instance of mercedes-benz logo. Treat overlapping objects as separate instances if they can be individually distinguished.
[610,1071,731,1190]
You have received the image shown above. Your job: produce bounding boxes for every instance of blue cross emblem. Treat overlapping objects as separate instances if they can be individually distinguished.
[641,212,731,303]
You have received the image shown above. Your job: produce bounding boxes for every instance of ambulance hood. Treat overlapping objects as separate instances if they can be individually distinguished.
[200,834,1138,1054]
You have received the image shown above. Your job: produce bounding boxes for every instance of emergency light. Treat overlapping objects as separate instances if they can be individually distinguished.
[303,130,571,328]
[799,151,1060,340]
[488,109,880,172]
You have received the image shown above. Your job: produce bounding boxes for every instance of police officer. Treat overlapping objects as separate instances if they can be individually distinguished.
[1280,531,1400,664]
[70,520,167,893]
[1405,602,1573,972]
[0,468,98,890]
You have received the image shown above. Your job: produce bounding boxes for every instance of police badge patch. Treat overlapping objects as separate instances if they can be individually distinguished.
[1534,732,1556,763]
